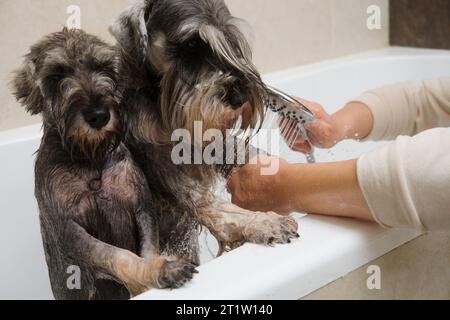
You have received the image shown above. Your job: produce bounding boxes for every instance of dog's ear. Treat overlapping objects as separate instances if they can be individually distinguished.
[11,56,44,115]
[110,0,155,64]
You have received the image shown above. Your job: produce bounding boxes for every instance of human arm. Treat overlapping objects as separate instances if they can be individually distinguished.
[288,99,374,153]
[229,127,450,231]
[227,156,373,221]
[289,78,450,152]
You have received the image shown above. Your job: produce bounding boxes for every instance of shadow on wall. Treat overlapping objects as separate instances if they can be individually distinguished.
[390,0,450,50]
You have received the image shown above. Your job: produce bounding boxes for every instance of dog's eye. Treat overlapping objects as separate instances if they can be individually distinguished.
[187,40,198,49]
[52,74,64,81]
[48,74,65,84]
[186,38,203,50]
[44,64,72,84]
[40,73,65,98]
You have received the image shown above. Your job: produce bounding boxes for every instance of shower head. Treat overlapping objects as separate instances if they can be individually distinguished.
[265,85,316,163]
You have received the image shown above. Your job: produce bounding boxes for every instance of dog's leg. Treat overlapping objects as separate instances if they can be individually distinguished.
[67,219,197,297]
[135,209,199,289]
[206,138,298,254]
[136,210,159,261]
[199,201,299,256]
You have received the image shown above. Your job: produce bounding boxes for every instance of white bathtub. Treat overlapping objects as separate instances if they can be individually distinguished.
[1,47,449,300]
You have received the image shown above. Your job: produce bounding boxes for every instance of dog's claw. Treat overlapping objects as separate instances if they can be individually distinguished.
[242,212,299,246]
[157,257,198,289]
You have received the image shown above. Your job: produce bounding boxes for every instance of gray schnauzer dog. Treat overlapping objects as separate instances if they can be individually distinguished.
[111,0,299,262]
[11,28,198,300]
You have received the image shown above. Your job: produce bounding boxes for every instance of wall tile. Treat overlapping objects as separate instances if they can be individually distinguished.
[332,0,389,57]
[226,0,334,73]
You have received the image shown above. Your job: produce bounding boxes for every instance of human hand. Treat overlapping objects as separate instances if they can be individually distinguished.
[226,155,294,215]
[279,98,345,153]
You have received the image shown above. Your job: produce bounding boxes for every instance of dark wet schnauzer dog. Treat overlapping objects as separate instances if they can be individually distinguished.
[11,28,198,300]
[111,0,299,262]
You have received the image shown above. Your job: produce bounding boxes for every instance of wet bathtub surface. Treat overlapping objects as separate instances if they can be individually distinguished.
[136,216,420,300]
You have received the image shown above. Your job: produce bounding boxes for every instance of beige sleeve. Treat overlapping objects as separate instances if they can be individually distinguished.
[357,128,450,230]
[354,78,450,140]
[354,78,450,230]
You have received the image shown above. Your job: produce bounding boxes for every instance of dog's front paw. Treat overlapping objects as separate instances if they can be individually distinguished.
[120,255,199,296]
[156,256,199,289]
[243,212,299,245]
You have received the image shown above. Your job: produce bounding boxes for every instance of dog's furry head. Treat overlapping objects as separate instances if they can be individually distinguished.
[111,0,267,143]
[12,28,122,162]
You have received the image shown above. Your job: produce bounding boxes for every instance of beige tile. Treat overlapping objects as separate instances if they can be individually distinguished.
[332,0,389,57]
[226,0,334,74]
[304,231,450,300]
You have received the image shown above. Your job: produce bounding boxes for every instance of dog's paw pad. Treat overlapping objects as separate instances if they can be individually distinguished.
[157,257,198,289]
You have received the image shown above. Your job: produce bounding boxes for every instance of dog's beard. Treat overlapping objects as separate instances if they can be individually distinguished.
[64,113,121,163]
[52,76,122,163]
[157,62,267,143]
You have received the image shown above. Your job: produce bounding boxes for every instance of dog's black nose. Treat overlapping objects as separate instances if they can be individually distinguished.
[83,108,111,129]
[226,87,248,110]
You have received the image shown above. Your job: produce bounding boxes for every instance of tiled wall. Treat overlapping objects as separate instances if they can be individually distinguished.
[0,0,389,132]
[226,0,389,73]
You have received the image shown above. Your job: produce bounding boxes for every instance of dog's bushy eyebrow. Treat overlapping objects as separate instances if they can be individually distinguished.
[42,48,68,65]
[177,33,206,48]
[176,20,202,40]
[76,46,118,74]
[84,46,114,64]
[43,62,73,75]
[84,57,116,71]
